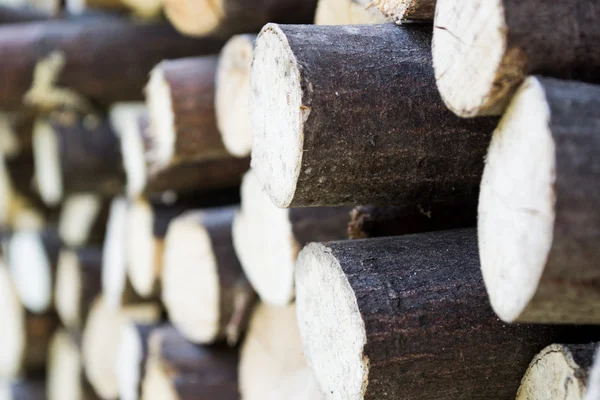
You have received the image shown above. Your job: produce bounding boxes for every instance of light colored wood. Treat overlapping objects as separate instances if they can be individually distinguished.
[315,0,386,24]
[373,0,434,22]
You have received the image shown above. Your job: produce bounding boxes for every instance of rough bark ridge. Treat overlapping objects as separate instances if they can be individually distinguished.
[300,229,600,399]
[375,0,435,22]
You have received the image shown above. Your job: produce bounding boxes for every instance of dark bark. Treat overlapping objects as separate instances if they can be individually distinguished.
[298,229,600,399]
[6,380,46,400]
[72,247,103,329]
[0,17,225,110]
[348,203,476,239]
[375,0,435,21]
[0,6,49,24]
[23,311,59,375]
[289,207,352,247]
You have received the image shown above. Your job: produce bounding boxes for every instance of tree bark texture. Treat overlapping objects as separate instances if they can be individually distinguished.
[296,228,600,399]
[22,311,59,376]
[374,0,435,22]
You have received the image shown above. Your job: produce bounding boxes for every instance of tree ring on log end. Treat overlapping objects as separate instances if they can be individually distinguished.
[164,0,223,37]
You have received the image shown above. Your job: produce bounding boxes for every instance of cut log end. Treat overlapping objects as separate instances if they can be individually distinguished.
[233,171,296,306]
[163,0,222,37]
[586,347,600,400]
[295,243,368,400]
[0,266,25,379]
[102,197,129,309]
[374,0,434,22]
[116,322,147,400]
[32,120,62,206]
[48,329,83,400]
[127,199,160,298]
[55,250,82,329]
[250,24,305,208]
[216,34,256,158]
[432,0,515,117]
[478,77,555,323]
[58,194,102,247]
[315,0,387,24]
[146,66,177,172]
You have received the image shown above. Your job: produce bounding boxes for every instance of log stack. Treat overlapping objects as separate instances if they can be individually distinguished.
[0,1,598,400]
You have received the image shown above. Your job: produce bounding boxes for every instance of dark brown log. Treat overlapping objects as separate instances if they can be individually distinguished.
[82,297,161,400]
[33,113,125,206]
[162,207,255,345]
[315,0,387,24]
[295,228,600,400]
[240,303,322,400]
[141,325,239,400]
[0,17,225,111]
[479,77,600,324]
[373,0,434,22]
[164,0,318,38]
[116,323,159,400]
[347,204,476,239]
[233,170,350,305]
[147,56,228,172]
[215,34,256,158]
[55,247,103,330]
[1,380,46,400]
[58,194,109,246]
[433,0,600,117]
[8,227,61,313]
[517,343,597,400]
[251,23,496,207]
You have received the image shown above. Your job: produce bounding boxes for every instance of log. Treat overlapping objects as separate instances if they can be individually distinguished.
[347,204,476,239]
[162,207,255,345]
[0,18,225,111]
[32,113,125,206]
[8,228,61,313]
[233,170,350,305]
[240,303,322,400]
[315,0,387,24]
[120,0,162,18]
[146,56,228,172]
[48,329,100,400]
[516,343,597,400]
[55,247,103,330]
[373,0,434,22]
[58,194,109,246]
[432,0,600,117]
[215,34,256,158]
[82,297,161,400]
[0,5,50,24]
[0,266,58,379]
[163,0,318,38]
[141,325,239,400]
[479,77,600,324]
[250,23,495,207]
[116,323,158,400]
[295,228,600,400]
[64,0,126,15]
[586,347,600,400]
[0,380,46,400]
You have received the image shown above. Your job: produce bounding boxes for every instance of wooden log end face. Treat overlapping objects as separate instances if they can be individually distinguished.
[58,194,102,247]
[55,250,82,329]
[250,24,306,209]
[116,322,145,400]
[164,0,222,37]
[48,329,83,400]
[478,77,555,323]
[0,267,25,379]
[102,197,130,310]
[147,66,177,173]
[296,243,369,400]
[32,120,63,206]
[127,199,158,298]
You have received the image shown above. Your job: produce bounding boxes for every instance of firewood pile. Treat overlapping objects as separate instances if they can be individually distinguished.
[0,0,598,399]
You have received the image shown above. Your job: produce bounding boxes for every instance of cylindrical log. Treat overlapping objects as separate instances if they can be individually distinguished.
[146,56,228,172]
[8,228,61,313]
[64,0,126,14]
[116,323,158,400]
[82,297,161,400]
[162,207,255,345]
[240,303,322,400]
[373,0,433,22]
[48,329,100,400]
[347,204,476,239]
[315,0,388,24]
[517,343,597,400]
[233,170,350,305]
[0,5,50,24]
[141,325,239,400]
[479,77,600,324]
[55,247,103,330]
[0,380,46,400]
[120,0,163,18]
[215,34,256,158]
[164,0,318,38]
[295,228,600,400]
[432,0,600,117]
[58,194,109,247]
[0,18,225,111]
[250,23,495,208]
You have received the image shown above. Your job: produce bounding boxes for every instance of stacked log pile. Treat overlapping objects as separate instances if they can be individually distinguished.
[0,0,598,399]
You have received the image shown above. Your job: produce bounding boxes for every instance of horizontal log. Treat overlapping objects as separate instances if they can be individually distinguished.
[58,194,109,246]
[162,207,255,345]
[141,325,239,400]
[315,0,387,24]
[240,303,322,400]
[516,343,597,400]
[250,23,495,207]
[295,228,600,399]
[146,56,228,172]
[55,247,103,330]
[479,77,600,324]
[164,0,318,37]
[432,0,600,117]
[215,34,256,158]
[0,17,225,111]
[347,204,476,239]
[0,380,46,400]
[82,297,161,400]
[233,170,350,305]
[0,5,49,25]
[373,0,433,22]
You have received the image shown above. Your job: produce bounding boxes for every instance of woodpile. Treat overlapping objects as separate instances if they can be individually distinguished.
[0,1,597,400]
